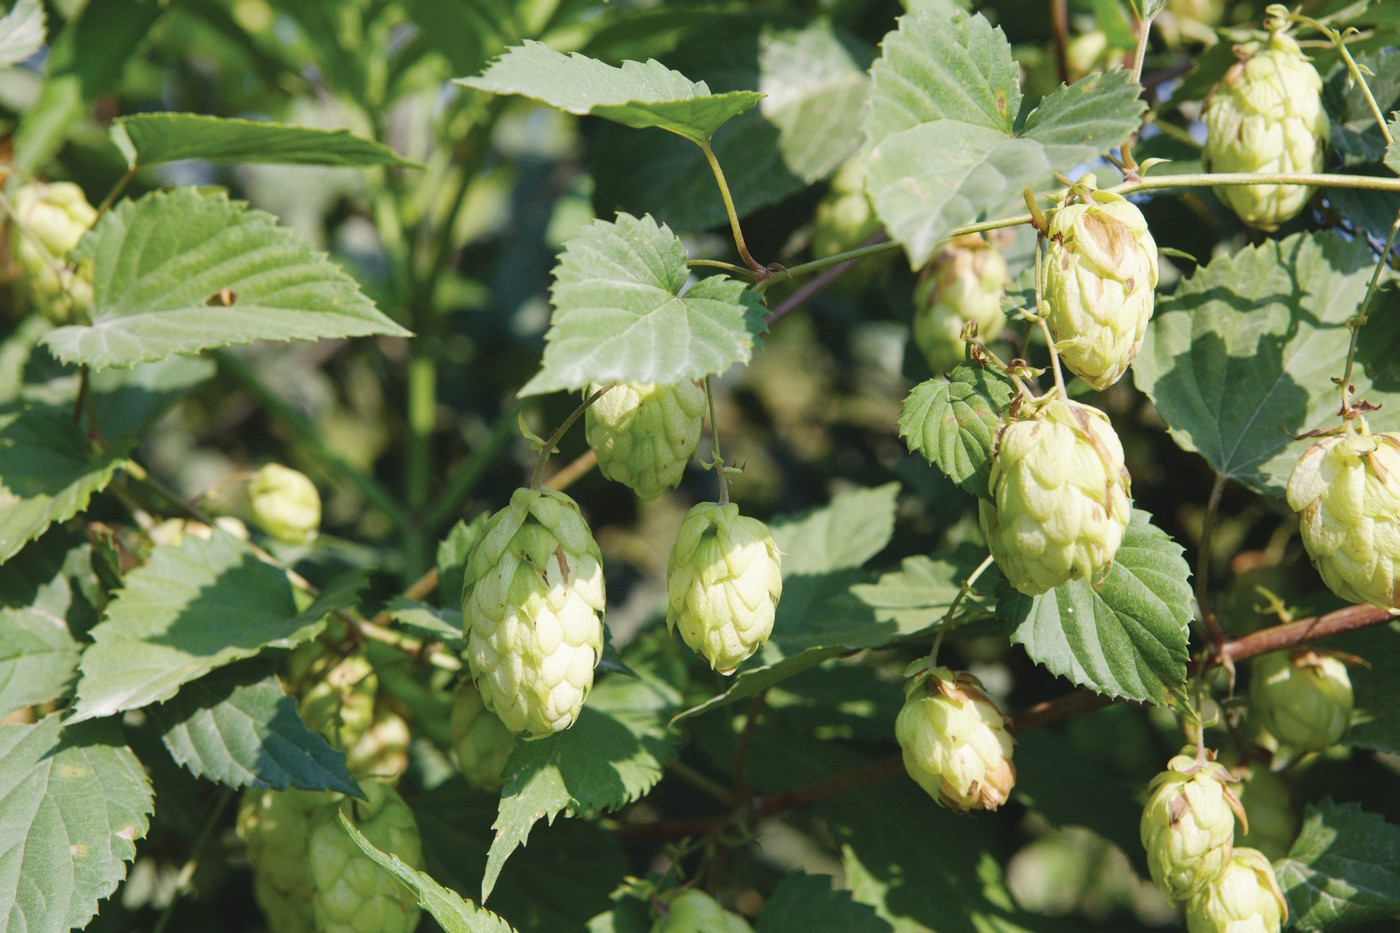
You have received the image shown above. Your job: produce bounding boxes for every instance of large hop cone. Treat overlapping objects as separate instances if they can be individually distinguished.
[1203,31,1328,229]
[1044,176,1159,390]
[912,234,1009,373]
[1286,422,1400,609]
[895,663,1016,813]
[1140,750,1244,901]
[665,502,782,675]
[237,788,336,933]
[10,181,96,324]
[585,381,706,500]
[462,487,605,737]
[249,463,321,545]
[450,679,516,792]
[1249,649,1353,752]
[979,397,1132,595]
[308,781,422,933]
[652,889,754,933]
[1186,847,1288,933]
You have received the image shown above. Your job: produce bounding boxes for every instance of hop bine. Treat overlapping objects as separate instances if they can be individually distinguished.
[1185,847,1288,933]
[1249,649,1353,752]
[1139,749,1244,901]
[585,381,706,500]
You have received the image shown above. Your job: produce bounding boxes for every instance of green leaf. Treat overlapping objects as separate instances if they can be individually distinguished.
[437,514,490,610]
[0,0,44,69]
[518,213,767,396]
[337,809,519,933]
[1276,800,1400,931]
[756,872,892,933]
[848,547,1000,633]
[148,659,360,796]
[400,0,519,77]
[110,113,420,169]
[41,187,410,371]
[1135,232,1399,498]
[1336,622,1400,755]
[483,673,678,900]
[998,509,1192,706]
[69,531,344,722]
[1323,52,1400,166]
[0,716,154,931]
[0,531,92,717]
[457,40,762,144]
[898,363,1016,500]
[1020,70,1146,167]
[387,597,467,654]
[770,482,899,575]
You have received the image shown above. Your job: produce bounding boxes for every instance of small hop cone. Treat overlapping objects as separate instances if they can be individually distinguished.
[462,487,605,738]
[1249,649,1353,752]
[1286,422,1400,609]
[1203,31,1328,229]
[450,680,516,792]
[237,788,336,933]
[979,397,1132,596]
[297,653,379,751]
[665,502,782,675]
[1140,749,1244,901]
[811,157,881,259]
[912,234,1010,373]
[1186,847,1288,933]
[249,464,321,544]
[652,889,754,933]
[344,703,411,782]
[585,381,706,500]
[9,181,96,324]
[895,663,1016,813]
[1043,175,1159,390]
[308,781,422,933]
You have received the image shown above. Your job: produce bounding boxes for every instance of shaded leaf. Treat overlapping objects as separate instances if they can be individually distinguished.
[387,597,467,654]
[111,113,419,169]
[898,363,1016,500]
[0,530,95,716]
[1276,800,1400,931]
[1334,622,1400,755]
[756,872,892,933]
[770,482,899,575]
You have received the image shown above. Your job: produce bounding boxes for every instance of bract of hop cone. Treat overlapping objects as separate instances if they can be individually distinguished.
[1249,649,1354,752]
[1185,847,1288,933]
[585,380,706,500]
[1139,750,1245,902]
[911,233,1009,373]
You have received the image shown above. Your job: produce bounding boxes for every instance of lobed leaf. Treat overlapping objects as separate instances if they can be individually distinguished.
[771,482,899,575]
[0,530,96,717]
[756,872,892,933]
[0,0,43,69]
[1276,800,1400,930]
[111,113,419,169]
[898,363,1016,500]
[1020,69,1146,168]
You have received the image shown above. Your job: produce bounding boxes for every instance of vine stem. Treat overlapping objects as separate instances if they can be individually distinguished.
[700,138,763,273]
[704,377,730,505]
[531,385,613,490]
[1338,209,1400,410]
[928,553,997,665]
[1287,11,1393,145]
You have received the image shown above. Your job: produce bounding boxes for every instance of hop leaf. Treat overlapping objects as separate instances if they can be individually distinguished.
[237,787,337,933]
[1249,649,1353,752]
[308,781,422,933]
[449,679,516,793]
[1140,750,1243,901]
[585,381,706,500]
[249,464,322,545]
[912,234,1010,373]
[1185,847,1287,933]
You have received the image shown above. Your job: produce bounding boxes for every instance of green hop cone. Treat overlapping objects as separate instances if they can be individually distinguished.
[449,679,516,792]
[912,234,1009,373]
[1158,0,1224,48]
[1185,847,1288,933]
[9,181,96,324]
[308,781,422,933]
[665,501,782,675]
[462,487,605,737]
[344,703,411,782]
[1233,765,1297,861]
[585,381,706,500]
[249,463,321,544]
[1249,649,1353,751]
[1043,175,1159,391]
[238,787,336,933]
[895,662,1016,813]
[1286,421,1400,609]
[811,156,881,260]
[652,889,753,933]
[978,397,1132,595]
[298,653,378,750]
[1140,749,1244,901]
[1203,31,1328,229]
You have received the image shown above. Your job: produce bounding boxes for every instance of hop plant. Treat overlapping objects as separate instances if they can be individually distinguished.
[248,463,322,544]
[895,662,1016,813]
[1185,847,1288,933]
[665,501,782,674]
[307,781,422,933]
[450,679,516,792]
[585,381,706,500]
[1249,649,1354,751]
[1140,750,1244,901]
[978,396,1132,596]
[1043,175,1159,391]
[462,487,605,737]
[1203,30,1328,229]
[652,889,753,933]
[9,180,96,324]
[1286,421,1400,609]
[911,234,1009,373]
[237,788,335,933]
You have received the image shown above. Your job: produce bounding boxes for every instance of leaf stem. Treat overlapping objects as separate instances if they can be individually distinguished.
[1195,474,1230,663]
[704,377,729,505]
[699,138,763,273]
[94,167,137,220]
[929,553,997,666]
[689,259,759,278]
[1338,209,1400,411]
[758,237,899,291]
[1287,12,1393,145]
[531,385,612,490]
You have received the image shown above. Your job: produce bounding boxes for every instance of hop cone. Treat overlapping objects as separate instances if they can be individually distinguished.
[450,679,516,792]
[979,397,1132,595]
[912,234,1009,373]
[1233,766,1297,861]
[652,889,753,933]
[1203,31,1328,229]
[1186,847,1287,933]
[1140,750,1243,901]
[237,788,336,933]
[344,703,411,781]
[811,157,881,260]
[1286,422,1400,609]
[585,381,706,500]
[895,663,1016,813]
[462,487,605,737]
[1249,649,1353,751]
[308,781,422,933]
[249,463,321,544]
[666,501,782,675]
[1044,176,1159,390]
[10,181,96,324]
[297,653,378,750]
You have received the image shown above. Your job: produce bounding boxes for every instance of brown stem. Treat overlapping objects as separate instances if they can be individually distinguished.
[765,232,887,327]
[1215,603,1395,667]
[1050,0,1070,86]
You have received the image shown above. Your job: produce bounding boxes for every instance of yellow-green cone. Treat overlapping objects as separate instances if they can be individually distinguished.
[1249,649,1353,752]
[912,234,1009,373]
[1140,750,1243,901]
[652,889,753,933]
[307,781,422,933]
[9,180,96,324]
[237,787,336,933]
[450,679,516,792]
[248,464,321,545]
[585,381,706,500]
[1185,847,1287,933]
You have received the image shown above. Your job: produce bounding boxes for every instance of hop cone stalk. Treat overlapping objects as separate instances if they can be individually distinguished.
[1043,175,1159,390]
[1140,750,1243,901]
[1185,847,1288,933]
[665,501,782,674]
[248,464,321,544]
[9,181,96,324]
[450,679,516,792]
[912,234,1009,373]
[237,788,336,933]
[978,397,1132,595]
[585,381,706,500]
[1203,31,1328,229]
[308,781,422,933]
[1286,421,1400,609]
[462,487,605,737]
[1249,649,1353,751]
[652,889,754,933]
[895,663,1016,813]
